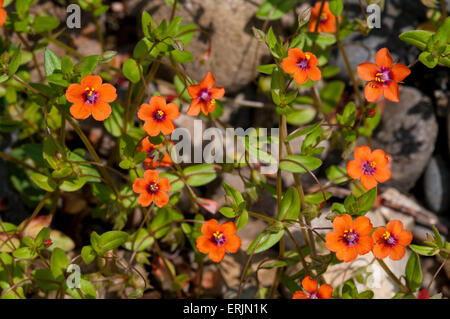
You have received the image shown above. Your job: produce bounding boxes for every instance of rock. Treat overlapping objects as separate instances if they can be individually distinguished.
[135,0,274,93]
[367,86,438,192]
[423,156,450,214]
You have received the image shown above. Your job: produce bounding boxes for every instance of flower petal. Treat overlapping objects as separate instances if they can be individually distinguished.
[154,191,169,208]
[354,216,373,236]
[386,220,404,236]
[301,276,317,294]
[199,72,216,89]
[373,243,389,259]
[307,66,321,81]
[143,121,162,137]
[292,291,309,299]
[138,193,153,207]
[201,219,220,237]
[209,246,226,262]
[157,177,171,192]
[91,102,112,121]
[372,227,387,243]
[138,103,156,121]
[66,84,84,103]
[70,102,91,119]
[293,70,308,85]
[188,84,202,99]
[356,235,374,255]
[209,86,225,99]
[224,234,241,253]
[81,75,102,90]
[354,145,371,162]
[374,166,391,183]
[361,175,378,190]
[390,63,411,82]
[317,284,333,299]
[144,169,159,183]
[160,119,175,135]
[288,48,305,61]
[0,8,6,27]
[325,232,345,252]
[364,81,384,102]
[99,83,117,103]
[384,81,399,102]
[132,178,147,193]
[337,246,357,262]
[150,95,167,108]
[187,100,202,116]
[219,221,237,237]
[282,56,299,74]
[347,160,362,179]
[332,214,353,234]
[196,235,214,254]
[357,63,378,81]
[370,149,389,167]
[389,245,406,260]
[375,48,393,70]
[397,229,413,247]
[164,103,180,120]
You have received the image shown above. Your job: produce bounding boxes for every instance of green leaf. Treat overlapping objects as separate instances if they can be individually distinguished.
[235,210,249,231]
[337,102,356,126]
[171,50,193,63]
[219,207,237,218]
[286,108,316,126]
[256,64,277,74]
[405,252,422,292]
[81,245,96,264]
[329,0,344,16]
[44,49,61,76]
[184,164,217,187]
[29,172,56,191]
[35,227,51,247]
[279,155,322,174]
[8,48,21,76]
[419,51,439,68]
[122,58,141,83]
[304,192,331,204]
[91,231,128,256]
[133,38,153,59]
[278,187,300,220]
[81,55,100,77]
[326,165,348,184]
[172,274,189,291]
[319,80,345,113]
[432,226,444,248]
[256,0,295,20]
[0,119,23,132]
[285,120,323,142]
[409,244,439,256]
[34,16,59,33]
[13,247,37,259]
[399,30,433,51]
[247,229,284,254]
[50,248,69,280]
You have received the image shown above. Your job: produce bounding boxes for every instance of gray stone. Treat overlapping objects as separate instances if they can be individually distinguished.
[134,0,274,93]
[368,86,438,192]
[423,156,450,214]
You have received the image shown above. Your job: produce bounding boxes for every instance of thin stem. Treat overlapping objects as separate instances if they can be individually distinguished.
[94,17,105,52]
[425,256,448,294]
[377,258,409,294]
[440,0,448,21]
[285,227,310,275]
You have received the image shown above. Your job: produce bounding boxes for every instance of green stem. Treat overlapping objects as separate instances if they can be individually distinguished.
[377,258,409,294]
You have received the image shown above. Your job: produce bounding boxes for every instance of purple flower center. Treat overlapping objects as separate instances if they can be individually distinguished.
[361,160,376,176]
[147,182,159,194]
[198,89,211,102]
[82,88,99,105]
[210,231,226,247]
[343,229,359,246]
[374,68,392,85]
[153,109,166,122]
[297,58,309,70]
[383,231,397,247]
[147,147,156,160]
[308,292,319,299]
[320,13,328,23]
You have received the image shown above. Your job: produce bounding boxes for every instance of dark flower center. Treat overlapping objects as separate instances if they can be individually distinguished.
[383,231,397,247]
[153,109,166,122]
[297,58,309,70]
[210,231,226,247]
[198,89,211,102]
[82,88,99,105]
[343,229,359,246]
[147,146,156,160]
[147,182,159,194]
[374,68,391,84]
[361,160,376,176]
[320,13,328,23]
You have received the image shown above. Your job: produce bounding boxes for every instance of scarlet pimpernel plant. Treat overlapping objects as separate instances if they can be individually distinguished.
[0,0,448,301]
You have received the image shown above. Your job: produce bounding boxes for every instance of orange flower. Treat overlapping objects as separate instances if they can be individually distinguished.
[292,276,333,299]
[139,137,173,169]
[308,1,337,33]
[325,214,374,262]
[282,48,321,85]
[357,48,411,102]
[196,219,241,263]
[132,170,171,208]
[137,96,180,136]
[0,0,7,27]
[65,75,117,121]
[372,220,412,260]
[187,72,225,116]
[347,145,391,190]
